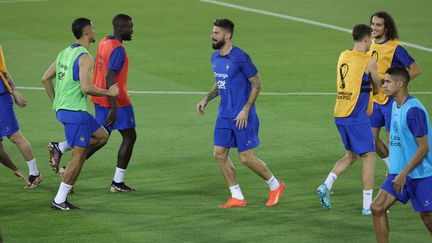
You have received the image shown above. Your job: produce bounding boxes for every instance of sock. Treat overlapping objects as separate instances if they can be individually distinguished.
[229,184,245,200]
[58,141,71,153]
[324,172,337,190]
[266,175,280,191]
[26,158,39,176]
[363,189,373,210]
[383,157,389,168]
[113,167,126,183]
[54,182,72,204]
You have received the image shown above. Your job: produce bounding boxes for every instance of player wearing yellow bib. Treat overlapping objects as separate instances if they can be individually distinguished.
[368,11,421,169]
[0,44,41,188]
[317,24,381,215]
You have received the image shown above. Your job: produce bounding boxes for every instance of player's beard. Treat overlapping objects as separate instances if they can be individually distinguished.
[212,39,225,50]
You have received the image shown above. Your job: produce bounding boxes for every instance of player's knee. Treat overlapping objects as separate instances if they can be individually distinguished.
[97,133,109,146]
[239,153,252,165]
[370,202,385,216]
[344,152,357,163]
[7,131,23,144]
[213,150,227,162]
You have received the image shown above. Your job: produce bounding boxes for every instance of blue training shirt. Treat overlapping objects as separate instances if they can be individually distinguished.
[211,46,258,119]
[107,35,126,73]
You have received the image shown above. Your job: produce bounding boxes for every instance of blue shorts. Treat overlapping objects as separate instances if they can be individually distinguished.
[0,93,19,140]
[94,104,136,133]
[370,99,393,132]
[214,114,260,152]
[336,123,375,155]
[56,110,101,148]
[381,174,432,212]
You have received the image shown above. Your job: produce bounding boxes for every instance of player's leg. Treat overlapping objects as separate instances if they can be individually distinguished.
[359,151,376,214]
[48,141,71,173]
[214,146,246,208]
[0,140,30,186]
[108,105,137,192]
[371,102,390,168]
[238,149,272,180]
[52,146,86,210]
[7,130,41,187]
[317,123,358,208]
[109,127,136,192]
[85,126,109,159]
[238,149,285,206]
[410,176,432,234]
[420,212,432,234]
[370,189,397,243]
[317,150,357,209]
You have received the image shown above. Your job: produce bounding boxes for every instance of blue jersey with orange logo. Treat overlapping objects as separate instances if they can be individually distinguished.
[211,46,258,119]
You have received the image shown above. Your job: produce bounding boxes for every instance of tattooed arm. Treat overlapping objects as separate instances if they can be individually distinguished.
[196,83,219,116]
[235,73,261,129]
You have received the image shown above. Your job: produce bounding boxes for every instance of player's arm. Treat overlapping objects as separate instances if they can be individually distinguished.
[196,83,219,116]
[42,61,57,102]
[366,58,380,95]
[392,135,429,193]
[407,62,421,80]
[5,72,27,108]
[105,70,117,126]
[235,73,261,129]
[79,54,118,97]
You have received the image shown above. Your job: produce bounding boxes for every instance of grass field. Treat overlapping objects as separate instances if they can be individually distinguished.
[1,0,432,242]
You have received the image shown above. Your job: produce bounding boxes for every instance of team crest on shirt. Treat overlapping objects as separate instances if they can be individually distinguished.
[4,126,9,133]
[80,136,85,142]
[226,64,230,71]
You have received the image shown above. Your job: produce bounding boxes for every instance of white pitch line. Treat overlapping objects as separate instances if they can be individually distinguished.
[0,0,50,3]
[15,86,432,96]
[200,0,432,53]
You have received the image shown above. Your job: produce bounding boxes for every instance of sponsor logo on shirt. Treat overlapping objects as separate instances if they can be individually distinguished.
[217,80,226,90]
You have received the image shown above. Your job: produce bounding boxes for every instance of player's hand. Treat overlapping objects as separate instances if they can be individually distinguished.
[196,99,207,116]
[108,83,119,97]
[105,108,117,126]
[14,169,30,187]
[235,108,249,129]
[12,90,27,108]
[392,172,407,194]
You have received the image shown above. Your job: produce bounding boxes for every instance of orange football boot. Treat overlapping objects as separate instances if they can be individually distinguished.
[266,181,285,206]
[218,198,247,208]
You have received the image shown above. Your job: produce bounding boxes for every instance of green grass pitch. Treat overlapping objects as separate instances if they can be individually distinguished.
[0,0,431,242]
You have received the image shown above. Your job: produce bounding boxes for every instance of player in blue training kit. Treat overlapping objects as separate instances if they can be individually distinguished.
[0,44,41,188]
[371,67,432,242]
[197,19,285,208]
[368,11,421,169]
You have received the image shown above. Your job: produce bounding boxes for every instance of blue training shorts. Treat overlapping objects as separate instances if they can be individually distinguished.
[0,93,19,140]
[56,110,101,148]
[336,123,375,155]
[381,174,432,212]
[370,100,392,132]
[214,114,260,152]
[94,104,136,133]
